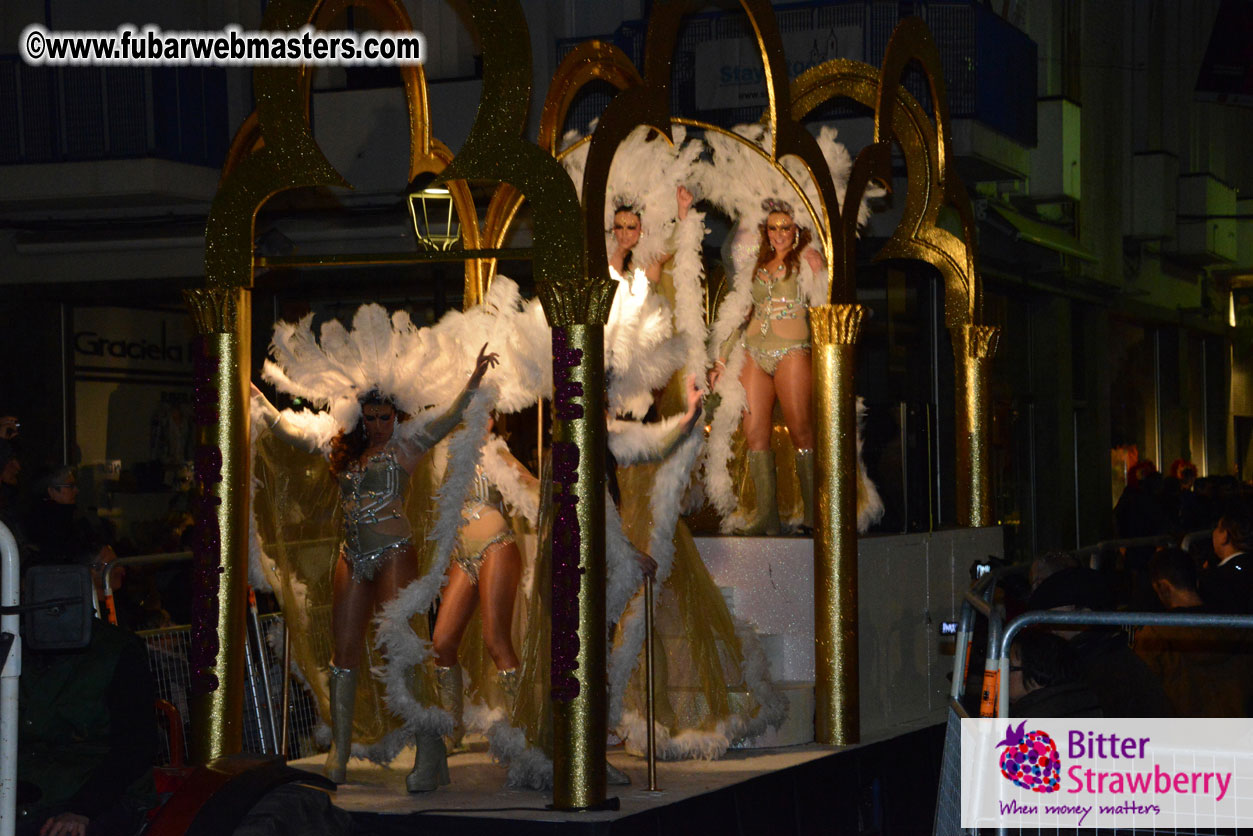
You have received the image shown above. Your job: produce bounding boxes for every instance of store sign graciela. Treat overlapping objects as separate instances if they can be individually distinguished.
[73,307,195,373]
[693,26,862,110]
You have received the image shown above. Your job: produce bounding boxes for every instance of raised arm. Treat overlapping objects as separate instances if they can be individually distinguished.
[401,343,499,454]
[251,383,322,454]
[607,374,704,464]
[802,246,824,276]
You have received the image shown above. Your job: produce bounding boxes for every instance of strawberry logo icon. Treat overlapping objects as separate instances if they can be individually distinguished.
[996,720,1061,793]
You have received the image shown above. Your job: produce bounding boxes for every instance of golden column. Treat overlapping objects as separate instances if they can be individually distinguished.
[547,322,609,809]
[810,303,867,746]
[954,323,1001,527]
[183,286,252,762]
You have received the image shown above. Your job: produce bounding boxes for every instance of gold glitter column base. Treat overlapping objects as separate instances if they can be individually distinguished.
[184,286,251,764]
[809,304,865,746]
[551,324,608,810]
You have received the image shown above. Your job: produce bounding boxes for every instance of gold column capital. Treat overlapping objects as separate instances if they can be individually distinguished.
[966,323,1001,360]
[810,304,868,346]
[539,279,618,329]
[184,287,242,336]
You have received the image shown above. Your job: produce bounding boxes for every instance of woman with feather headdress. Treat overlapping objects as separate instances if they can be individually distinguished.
[559,125,790,764]
[249,304,497,792]
[700,124,885,537]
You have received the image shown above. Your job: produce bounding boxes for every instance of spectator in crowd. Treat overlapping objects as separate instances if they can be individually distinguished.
[0,438,22,539]
[1135,547,1251,716]
[1198,509,1253,614]
[0,412,17,441]
[1008,629,1102,718]
[1114,459,1176,609]
[1027,567,1173,717]
[1028,551,1081,592]
[17,579,158,835]
[24,466,116,568]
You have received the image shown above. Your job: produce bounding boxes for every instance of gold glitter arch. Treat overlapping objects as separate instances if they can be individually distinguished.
[789,29,998,526]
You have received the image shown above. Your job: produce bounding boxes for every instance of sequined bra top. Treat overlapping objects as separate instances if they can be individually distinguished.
[750,263,804,335]
[338,447,411,560]
[463,464,507,521]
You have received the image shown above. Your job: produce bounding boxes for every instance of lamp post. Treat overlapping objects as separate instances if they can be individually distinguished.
[407,186,461,251]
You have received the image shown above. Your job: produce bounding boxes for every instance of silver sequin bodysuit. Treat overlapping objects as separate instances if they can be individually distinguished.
[338,448,412,581]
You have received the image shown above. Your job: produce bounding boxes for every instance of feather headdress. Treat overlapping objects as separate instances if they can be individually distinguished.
[696,123,881,236]
[398,275,684,419]
[261,304,459,436]
[560,123,704,271]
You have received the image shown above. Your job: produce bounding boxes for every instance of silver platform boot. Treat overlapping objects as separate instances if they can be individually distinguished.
[324,666,358,784]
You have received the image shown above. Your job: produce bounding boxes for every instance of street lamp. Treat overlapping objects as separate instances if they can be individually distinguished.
[407,185,461,251]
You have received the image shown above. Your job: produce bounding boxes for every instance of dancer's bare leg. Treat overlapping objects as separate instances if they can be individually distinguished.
[331,556,376,669]
[430,565,479,667]
[773,349,814,450]
[740,356,776,452]
[374,544,420,611]
[477,541,522,670]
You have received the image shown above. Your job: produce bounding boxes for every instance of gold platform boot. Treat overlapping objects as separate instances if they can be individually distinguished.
[794,448,815,535]
[436,664,464,751]
[736,449,781,535]
[324,665,358,784]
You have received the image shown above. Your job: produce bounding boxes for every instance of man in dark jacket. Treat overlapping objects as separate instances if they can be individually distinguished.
[1199,509,1253,614]
[17,614,157,836]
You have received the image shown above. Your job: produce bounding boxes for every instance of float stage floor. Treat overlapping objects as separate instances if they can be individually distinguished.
[291,719,943,835]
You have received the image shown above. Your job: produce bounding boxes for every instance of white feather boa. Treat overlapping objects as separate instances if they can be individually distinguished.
[605,427,705,732]
[669,210,711,385]
[372,385,495,740]
[478,435,539,526]
[605,270,687,418]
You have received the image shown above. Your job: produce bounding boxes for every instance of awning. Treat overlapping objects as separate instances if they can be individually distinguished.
[988,204,1097,262]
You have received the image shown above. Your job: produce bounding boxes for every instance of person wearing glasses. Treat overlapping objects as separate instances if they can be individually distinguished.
[24,466,118,591]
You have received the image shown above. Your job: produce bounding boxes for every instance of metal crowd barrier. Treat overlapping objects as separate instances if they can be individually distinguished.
[1068,529,1212,570]
[137,610,321,765]
[995,609,1253,718]
[950,566,1020,718]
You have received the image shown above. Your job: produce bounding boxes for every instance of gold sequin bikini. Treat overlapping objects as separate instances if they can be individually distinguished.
[451,465,515,585]
[742,262,810,375]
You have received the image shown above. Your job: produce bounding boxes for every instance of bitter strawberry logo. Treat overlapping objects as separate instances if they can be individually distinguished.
[996,720,1061,793]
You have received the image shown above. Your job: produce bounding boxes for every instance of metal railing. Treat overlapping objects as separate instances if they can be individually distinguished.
[0,523,19,836]
[1068,529,1212,570]
[995,609,1253,719]
[138,611,321,765]
[111,547,322,764]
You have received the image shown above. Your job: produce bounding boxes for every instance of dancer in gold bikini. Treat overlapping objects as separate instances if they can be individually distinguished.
[702,123,885,536]
[710,198,824,535]
[425,418,535,763]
